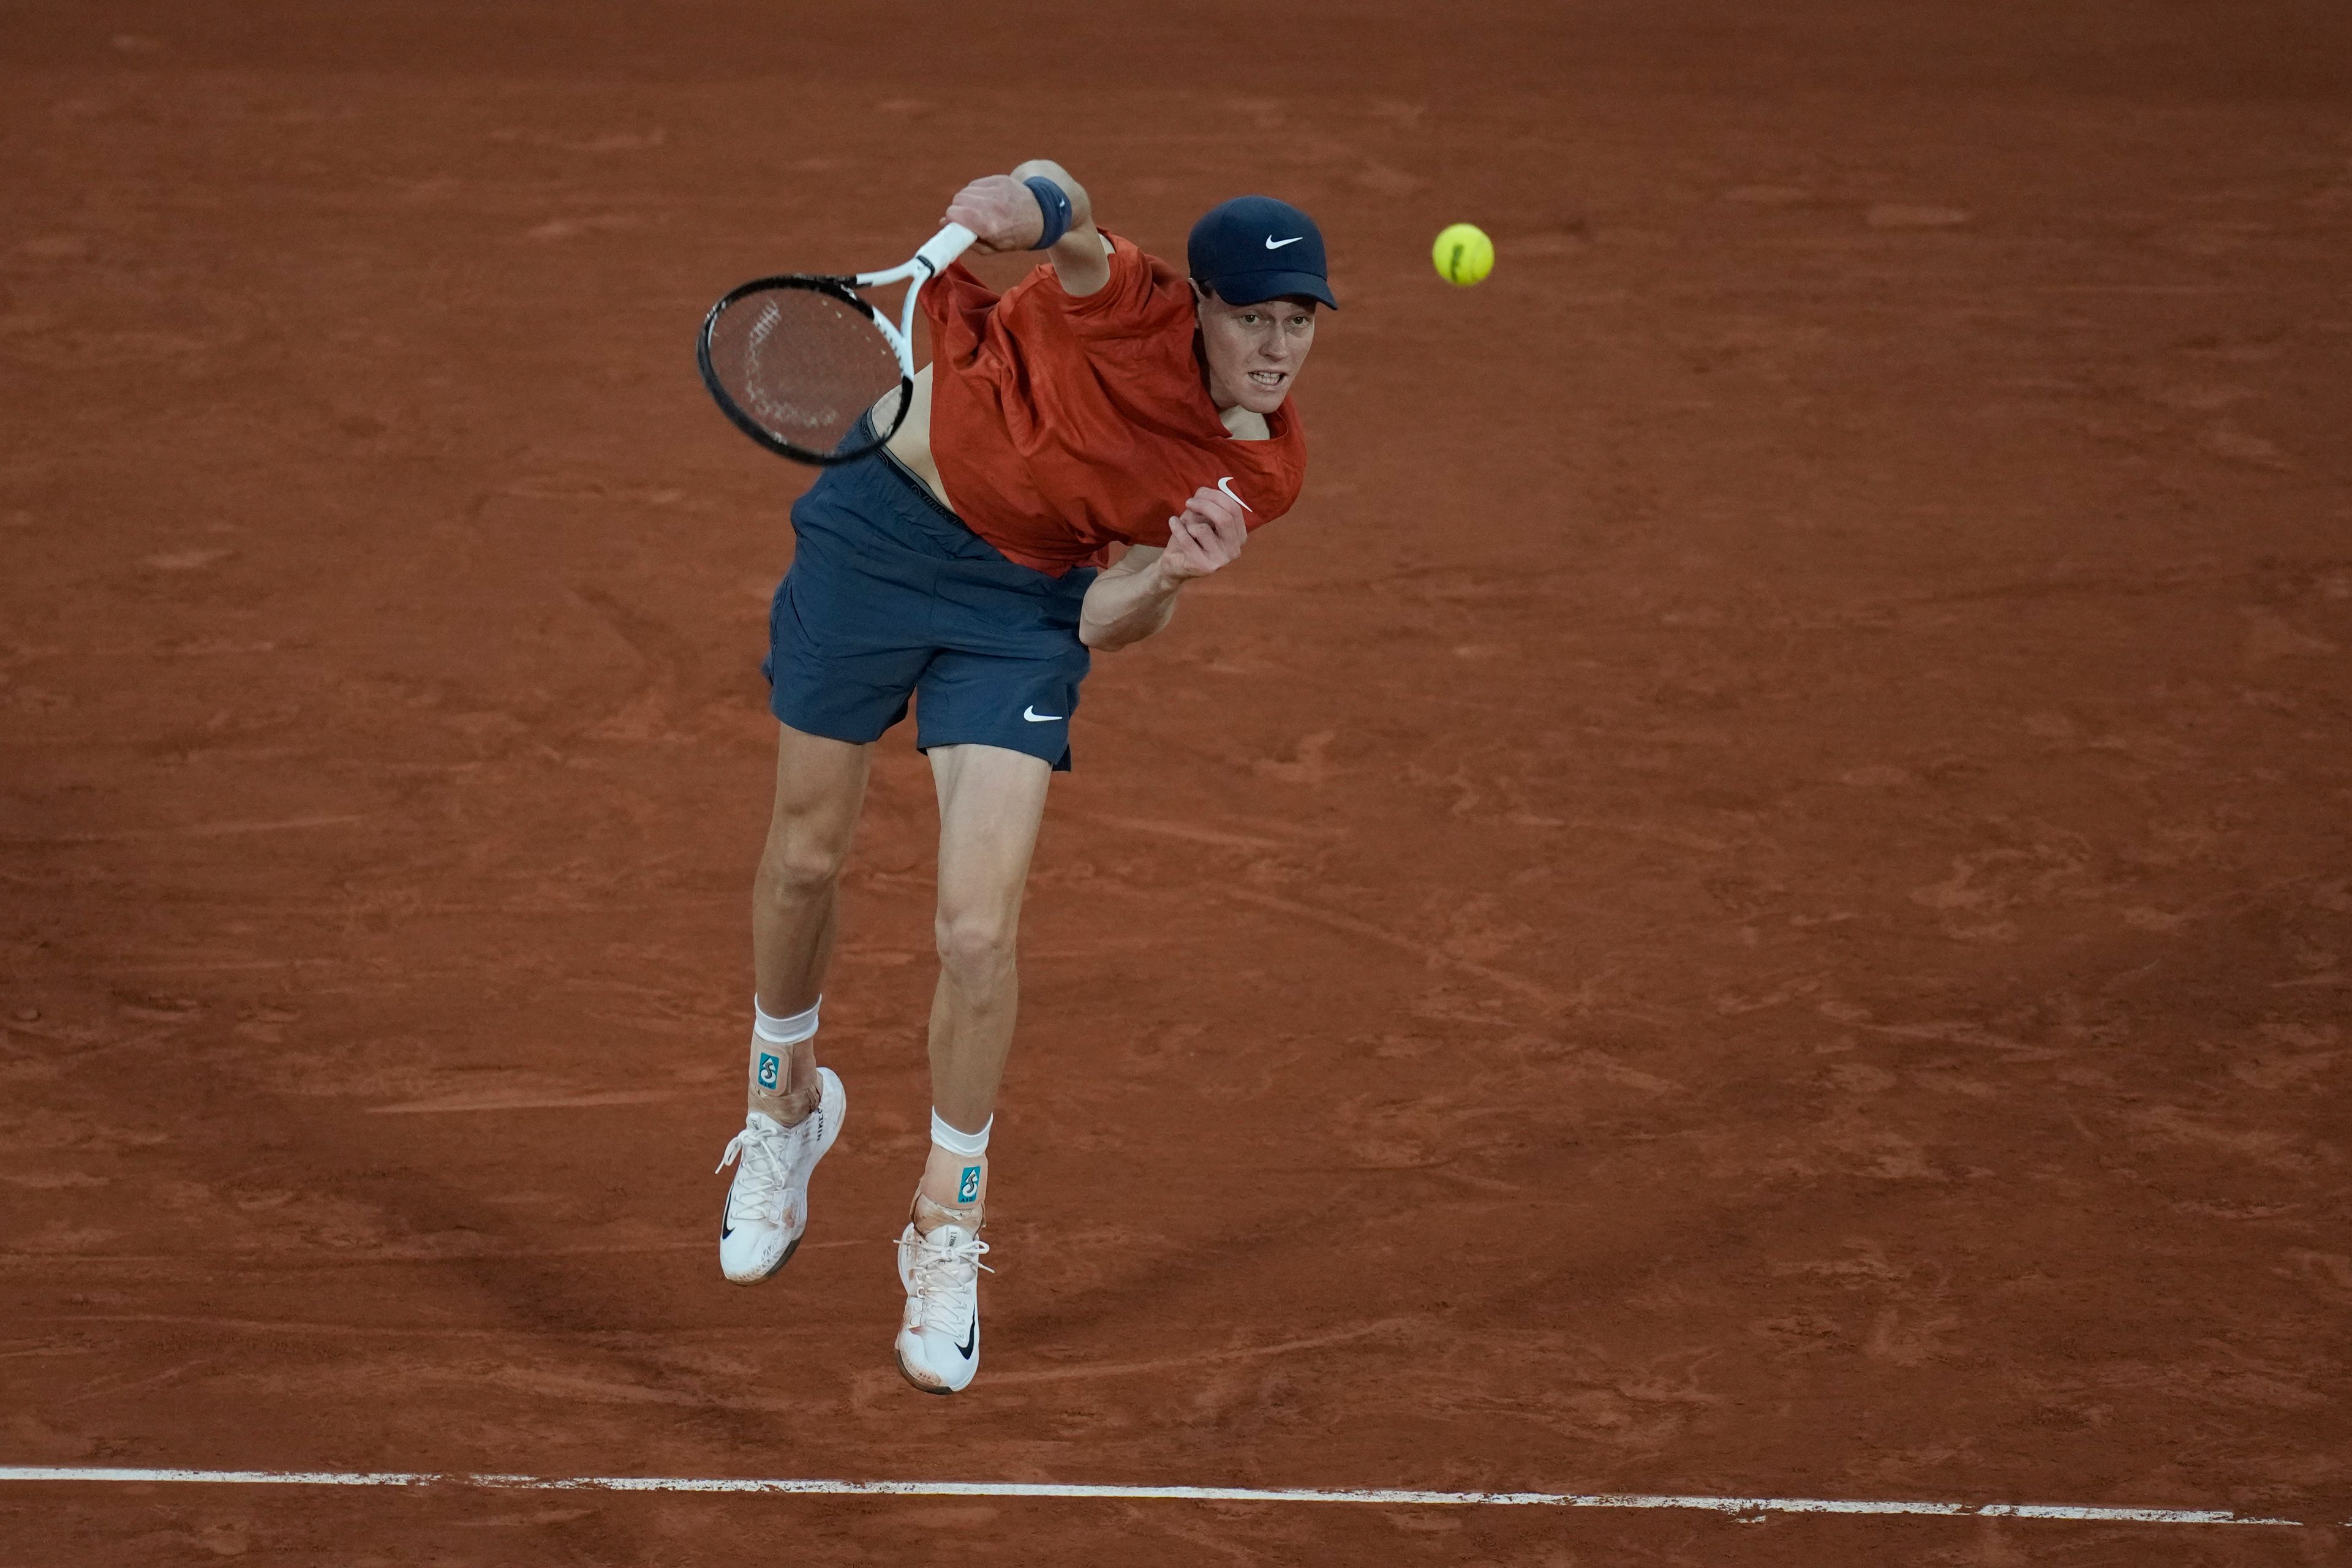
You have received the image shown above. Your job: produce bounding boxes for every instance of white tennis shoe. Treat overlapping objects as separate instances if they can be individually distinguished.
[714,1068,844,1284]
[895,1219,989,1393]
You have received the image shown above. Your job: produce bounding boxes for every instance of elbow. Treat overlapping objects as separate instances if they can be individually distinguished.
[1012,157,1075,190]
[1010,159,1090,224]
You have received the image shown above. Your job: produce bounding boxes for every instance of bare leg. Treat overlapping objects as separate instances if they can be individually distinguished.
[748,723,871,1123]
[916,743,1052,1223]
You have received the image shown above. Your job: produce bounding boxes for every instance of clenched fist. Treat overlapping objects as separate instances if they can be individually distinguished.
[1159,486,1248,582]
[944,175,1047,254]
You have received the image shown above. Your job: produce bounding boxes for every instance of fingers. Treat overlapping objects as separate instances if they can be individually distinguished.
[1208,499,1250,552]
[1155,514,1203,581]
[944,175,1041,252]
[1185,485,1248,541]
[1163,496,1246,579]
[1183,489,1248,552]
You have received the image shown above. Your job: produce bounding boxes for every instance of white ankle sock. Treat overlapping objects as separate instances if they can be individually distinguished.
[754,995,820,1044]
[929,1109,990,1156]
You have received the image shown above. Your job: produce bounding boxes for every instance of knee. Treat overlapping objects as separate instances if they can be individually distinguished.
[757,823,850,906]
[934,907,1017,989]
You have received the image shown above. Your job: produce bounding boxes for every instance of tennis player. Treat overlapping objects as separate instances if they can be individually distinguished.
[714,162,1333,1393]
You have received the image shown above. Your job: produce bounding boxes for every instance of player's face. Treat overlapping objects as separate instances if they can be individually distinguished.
[1196,292,1318,415]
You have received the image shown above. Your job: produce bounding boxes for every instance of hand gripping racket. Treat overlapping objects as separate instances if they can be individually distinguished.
[696,222,978,465]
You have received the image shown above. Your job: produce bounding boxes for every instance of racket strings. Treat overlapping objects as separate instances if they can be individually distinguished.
[704,285,906,459]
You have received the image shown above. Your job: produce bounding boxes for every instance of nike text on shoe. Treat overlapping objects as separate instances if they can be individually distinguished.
[895,1221,990,1393]
[715,1068,845,1284]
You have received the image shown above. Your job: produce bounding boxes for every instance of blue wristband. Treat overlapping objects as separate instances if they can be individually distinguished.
[1024,176,1072,250]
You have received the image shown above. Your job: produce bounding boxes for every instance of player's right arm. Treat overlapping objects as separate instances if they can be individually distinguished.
[943,161,1112,297]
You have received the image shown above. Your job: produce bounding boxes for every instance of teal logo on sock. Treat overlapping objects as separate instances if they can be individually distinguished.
[756,1052,780,1091]
[958,1165,981,1204]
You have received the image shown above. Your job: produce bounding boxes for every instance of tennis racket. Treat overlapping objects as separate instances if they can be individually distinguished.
[697,222,978,465]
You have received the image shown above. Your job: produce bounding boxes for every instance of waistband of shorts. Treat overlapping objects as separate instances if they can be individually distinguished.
[843,412,960,524]
[878,447,968,532]
[815,412,1033,573]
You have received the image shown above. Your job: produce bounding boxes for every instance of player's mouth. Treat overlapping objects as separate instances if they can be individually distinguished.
[1247,370,1287,389]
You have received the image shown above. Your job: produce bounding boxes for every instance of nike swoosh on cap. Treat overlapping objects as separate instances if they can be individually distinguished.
[1264,235,1304,249]
[1022,706,1063,723]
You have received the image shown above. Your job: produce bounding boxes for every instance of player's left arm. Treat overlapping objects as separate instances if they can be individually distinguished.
[943,160,1112,296]
[1079,486,1248,651]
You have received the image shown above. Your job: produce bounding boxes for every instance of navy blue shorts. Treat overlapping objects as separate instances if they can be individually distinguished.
[763,428,1097,771]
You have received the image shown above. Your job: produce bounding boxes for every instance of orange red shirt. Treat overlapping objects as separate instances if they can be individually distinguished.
[919,233,1308,576]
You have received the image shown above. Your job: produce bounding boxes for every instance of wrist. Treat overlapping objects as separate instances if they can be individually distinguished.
[1023,176,1072,250]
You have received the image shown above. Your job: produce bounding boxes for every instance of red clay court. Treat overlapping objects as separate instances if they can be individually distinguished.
[3,1,2348,1562]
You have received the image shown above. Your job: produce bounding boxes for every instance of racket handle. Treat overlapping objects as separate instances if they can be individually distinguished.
[914,222,978,276]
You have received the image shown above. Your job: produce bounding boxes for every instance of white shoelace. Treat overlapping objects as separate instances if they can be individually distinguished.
[904,1229,992,1336]
[715,1115,801,1223]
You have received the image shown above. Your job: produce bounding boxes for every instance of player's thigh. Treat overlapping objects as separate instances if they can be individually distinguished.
[762,722,873,882]
[929,744,1053,929]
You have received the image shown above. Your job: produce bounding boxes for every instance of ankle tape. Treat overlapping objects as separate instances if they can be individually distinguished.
[914,1193,983,1231]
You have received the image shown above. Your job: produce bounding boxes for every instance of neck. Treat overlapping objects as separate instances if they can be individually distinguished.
[1194,333,1274,437]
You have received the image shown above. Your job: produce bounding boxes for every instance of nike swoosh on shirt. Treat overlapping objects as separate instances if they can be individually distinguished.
[1022,706,1063,723]
[1216,477,1253,512]
[1264,235,1304,249]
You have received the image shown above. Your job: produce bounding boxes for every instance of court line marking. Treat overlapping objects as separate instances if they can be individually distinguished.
[0,1468,2312,1527]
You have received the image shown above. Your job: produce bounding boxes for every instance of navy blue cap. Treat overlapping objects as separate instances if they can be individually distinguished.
[1187,195,1337,310]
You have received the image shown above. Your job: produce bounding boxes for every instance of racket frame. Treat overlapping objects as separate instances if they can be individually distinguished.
[698,222,978,466]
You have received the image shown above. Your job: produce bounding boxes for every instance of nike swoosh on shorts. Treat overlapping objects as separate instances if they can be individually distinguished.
[1022,706,1062,723]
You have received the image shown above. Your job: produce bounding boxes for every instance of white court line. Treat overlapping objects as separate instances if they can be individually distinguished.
[0,1468,2313,1528]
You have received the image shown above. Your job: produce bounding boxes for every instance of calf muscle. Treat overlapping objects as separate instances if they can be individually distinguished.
[750,726,871,1109]
[925,744,1053,1131]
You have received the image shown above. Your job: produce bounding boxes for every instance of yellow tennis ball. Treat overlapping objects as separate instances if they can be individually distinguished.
[1433,222,1494,286]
